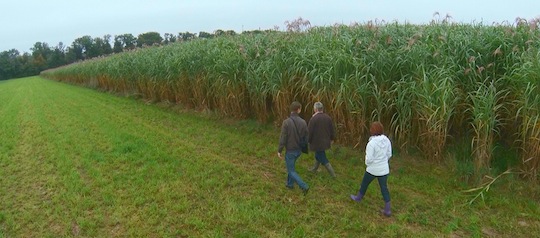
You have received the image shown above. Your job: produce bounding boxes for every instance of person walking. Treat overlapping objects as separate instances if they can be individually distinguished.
[307,102,336,177]
[350,121,393,217]
[278,101,310,195]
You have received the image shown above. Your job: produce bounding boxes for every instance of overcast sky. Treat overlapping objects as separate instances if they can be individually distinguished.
[1,0,539,53]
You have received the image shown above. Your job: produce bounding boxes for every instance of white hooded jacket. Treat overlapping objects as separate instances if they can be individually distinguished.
[365,135,392,176]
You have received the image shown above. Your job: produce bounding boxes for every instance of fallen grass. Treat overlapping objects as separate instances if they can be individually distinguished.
[0,76,539,237]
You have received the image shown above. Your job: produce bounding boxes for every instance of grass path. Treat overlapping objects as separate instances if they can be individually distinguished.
[0,77,539,237]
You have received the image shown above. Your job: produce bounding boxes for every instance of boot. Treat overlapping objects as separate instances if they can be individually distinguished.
[309,161,320,172]
[324,163,336,178]
[350,191,363,202]
[381,201,391,217]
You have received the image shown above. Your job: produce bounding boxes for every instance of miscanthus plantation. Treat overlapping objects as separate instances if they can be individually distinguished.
[41,18,540,181]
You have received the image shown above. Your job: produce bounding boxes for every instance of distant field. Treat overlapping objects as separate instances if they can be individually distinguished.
[0,77,539,237]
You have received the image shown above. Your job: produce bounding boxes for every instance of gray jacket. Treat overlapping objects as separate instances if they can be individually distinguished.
[278,113,308,153]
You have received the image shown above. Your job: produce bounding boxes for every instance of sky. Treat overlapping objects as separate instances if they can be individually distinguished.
[1,0,539,53]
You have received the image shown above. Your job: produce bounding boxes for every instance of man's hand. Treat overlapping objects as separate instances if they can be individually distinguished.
[277,152,282,159]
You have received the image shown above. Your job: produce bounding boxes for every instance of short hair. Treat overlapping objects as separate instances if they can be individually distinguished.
[290,101,302,112]
[313,102,324,112]
[370,121,384,136]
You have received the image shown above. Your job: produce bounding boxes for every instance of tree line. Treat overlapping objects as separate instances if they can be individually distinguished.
[0,29,257,81]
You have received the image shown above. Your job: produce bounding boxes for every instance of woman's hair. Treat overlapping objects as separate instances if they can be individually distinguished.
[370,121,384,136]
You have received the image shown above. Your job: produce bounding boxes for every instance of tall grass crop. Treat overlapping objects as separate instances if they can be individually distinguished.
[41,19,540,180]
[510,51,540,180]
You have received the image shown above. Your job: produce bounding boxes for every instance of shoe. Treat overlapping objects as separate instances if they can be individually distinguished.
[302,187,309,196]
[350,191,363,202]
[324,163,336,178]
[286,185,294,190]
[309,161,320,172]
[381,201,391,217]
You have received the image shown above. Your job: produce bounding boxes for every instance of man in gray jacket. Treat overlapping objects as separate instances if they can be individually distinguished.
[278,101,309,195]
[307,102,336,177]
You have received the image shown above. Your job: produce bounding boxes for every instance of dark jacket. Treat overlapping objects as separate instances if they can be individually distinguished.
[278,113,308,153]
[307,112,335,151]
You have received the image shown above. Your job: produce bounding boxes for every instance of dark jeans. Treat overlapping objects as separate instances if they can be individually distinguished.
[358,171,390,202]
[314,151,329,165]
[285,150,308,190]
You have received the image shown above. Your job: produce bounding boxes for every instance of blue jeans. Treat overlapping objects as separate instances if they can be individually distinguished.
[285,150,308,190]
[358,171,390,202]
[314,151,329,165]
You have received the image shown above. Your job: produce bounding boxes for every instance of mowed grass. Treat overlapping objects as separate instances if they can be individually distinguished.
[0,76,539,237]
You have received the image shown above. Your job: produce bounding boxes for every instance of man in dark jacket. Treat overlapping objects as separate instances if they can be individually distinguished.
[278,101,309,195]
[307,102,336,177]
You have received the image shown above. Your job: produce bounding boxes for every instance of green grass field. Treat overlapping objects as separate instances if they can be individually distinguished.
[1,76,539,237]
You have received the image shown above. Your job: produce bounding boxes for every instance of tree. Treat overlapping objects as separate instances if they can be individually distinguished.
[65,44,83,63]
[113,36,123,53]
[92,37,106,57]
[0,49,21,80]
[72,35,94,59]
[242,30,265,35]
[102,34,113,55]
[214,29,225,37]
[137,32,163,47]
[18,52,37,77]
[115,33,137,50]
[178,32,196,41]
[163,33,177,44]
[31,42,52,59]
[214,29,237,37]
[47,42,66,68]
[30,42,52,71]
[198,31,213,39]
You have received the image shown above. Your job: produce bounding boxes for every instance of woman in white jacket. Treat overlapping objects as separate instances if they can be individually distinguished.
[350,121,393,217]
